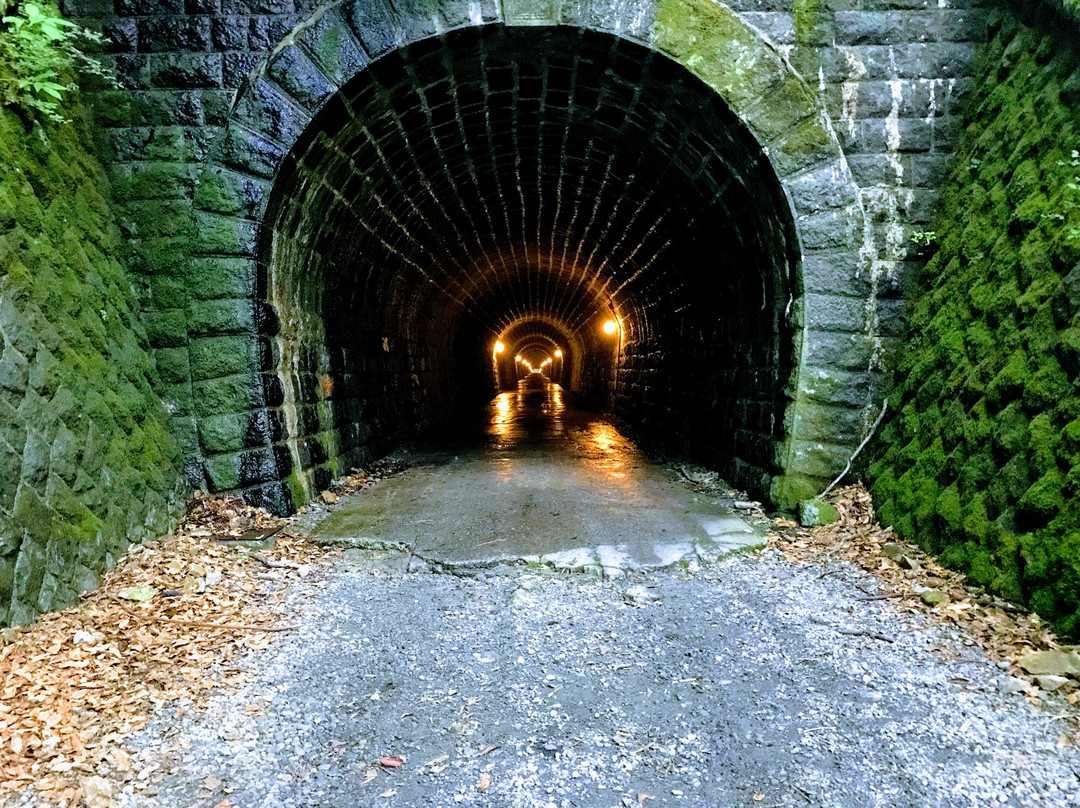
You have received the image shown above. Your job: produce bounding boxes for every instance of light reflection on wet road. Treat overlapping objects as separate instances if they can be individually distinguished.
[314,374,761,572]
[483,375,637,491]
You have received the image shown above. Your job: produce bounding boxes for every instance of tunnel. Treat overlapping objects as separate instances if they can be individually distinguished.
[258,24,799,506]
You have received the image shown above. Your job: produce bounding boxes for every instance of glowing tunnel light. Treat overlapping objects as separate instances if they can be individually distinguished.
[554,349,562,358]
[602,319,618,336]
[494,341,505,354]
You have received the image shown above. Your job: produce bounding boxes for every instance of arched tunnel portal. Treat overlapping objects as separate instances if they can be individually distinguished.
[262,25,797,503]
[193,0,872,515]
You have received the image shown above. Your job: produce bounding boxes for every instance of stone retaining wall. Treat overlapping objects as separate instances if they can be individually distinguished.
[869,1,1080,637]
[0,104,183,626]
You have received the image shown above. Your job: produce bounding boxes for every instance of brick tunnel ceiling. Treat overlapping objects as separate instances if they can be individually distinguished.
[262,25,798,498]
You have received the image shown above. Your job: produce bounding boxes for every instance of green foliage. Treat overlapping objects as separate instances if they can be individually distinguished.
[1058,150,1080,242]
[0,2,111,123]
[868,17,1080,638]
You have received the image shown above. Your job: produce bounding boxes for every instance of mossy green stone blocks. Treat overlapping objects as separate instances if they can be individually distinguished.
[192,373,261,416]
[187,258,257,301]
[143,309,188,348]
[192,211,259,257]
[204,451,242,490]
[799,498,839,527]
[0,104,184,626]
[155,347,191,385]
[187,300,256,336]
[189,335,257,380]
[199,411,249,454]
[867,13,1080,638]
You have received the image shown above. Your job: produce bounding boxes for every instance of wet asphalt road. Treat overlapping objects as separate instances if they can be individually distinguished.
[116,379,1080,808]
[314,375,762,571]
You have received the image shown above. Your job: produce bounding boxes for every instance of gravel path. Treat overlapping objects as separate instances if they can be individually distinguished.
[119,548,1080,808]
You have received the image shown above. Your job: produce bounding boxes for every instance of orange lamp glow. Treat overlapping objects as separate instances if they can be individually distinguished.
[554,349,563,358]
[602,320,618,335]
[494,341,505,354]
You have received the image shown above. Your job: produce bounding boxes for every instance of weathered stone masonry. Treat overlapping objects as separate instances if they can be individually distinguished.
[61,0,986,515]
[0,104,184,626]
[869,1,1080,637]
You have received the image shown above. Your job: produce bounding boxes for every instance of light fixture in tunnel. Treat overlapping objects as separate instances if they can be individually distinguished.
[554,349,562,358]
[494,341,505,354]
[602,320,618,336]
[515,355,522,362]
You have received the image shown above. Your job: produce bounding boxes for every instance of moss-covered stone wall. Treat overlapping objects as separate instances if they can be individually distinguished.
[0,103,184,626]
[868,2,1080,637]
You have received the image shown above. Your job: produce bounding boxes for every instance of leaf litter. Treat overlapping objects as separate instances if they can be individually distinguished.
[326,459,408,499]
[0,491,336,806]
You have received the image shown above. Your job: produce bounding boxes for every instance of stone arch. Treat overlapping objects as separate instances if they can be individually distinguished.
[191,0,869,512]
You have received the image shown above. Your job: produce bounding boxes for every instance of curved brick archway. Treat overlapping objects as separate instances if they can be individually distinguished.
[190,0,871,512]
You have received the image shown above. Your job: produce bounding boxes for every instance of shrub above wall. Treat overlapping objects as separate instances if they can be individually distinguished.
[0,98,185,626]
[868,3,1080,637]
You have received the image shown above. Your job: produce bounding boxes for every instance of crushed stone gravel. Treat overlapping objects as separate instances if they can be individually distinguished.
[102,548,1080,808]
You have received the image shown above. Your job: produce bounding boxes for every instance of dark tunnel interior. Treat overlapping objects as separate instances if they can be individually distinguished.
[258,24,799,504]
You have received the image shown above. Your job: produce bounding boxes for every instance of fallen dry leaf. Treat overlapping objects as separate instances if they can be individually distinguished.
[379,755,404,768]
[363,768,379,784]
[332,459,408,496]
[117,586,156,602]
[80,776,116,808]
[380,789,396,798]
[637,794,653,803]
[109,748,131,772]
[478,772,491,790]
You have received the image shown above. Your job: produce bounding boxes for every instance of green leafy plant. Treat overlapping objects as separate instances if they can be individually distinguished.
[1058,150,1080,242]
[910,230,937,247]
[0,2,111,123]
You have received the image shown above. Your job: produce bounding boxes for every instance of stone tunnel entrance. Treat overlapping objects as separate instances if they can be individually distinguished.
[260,25,799,508]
